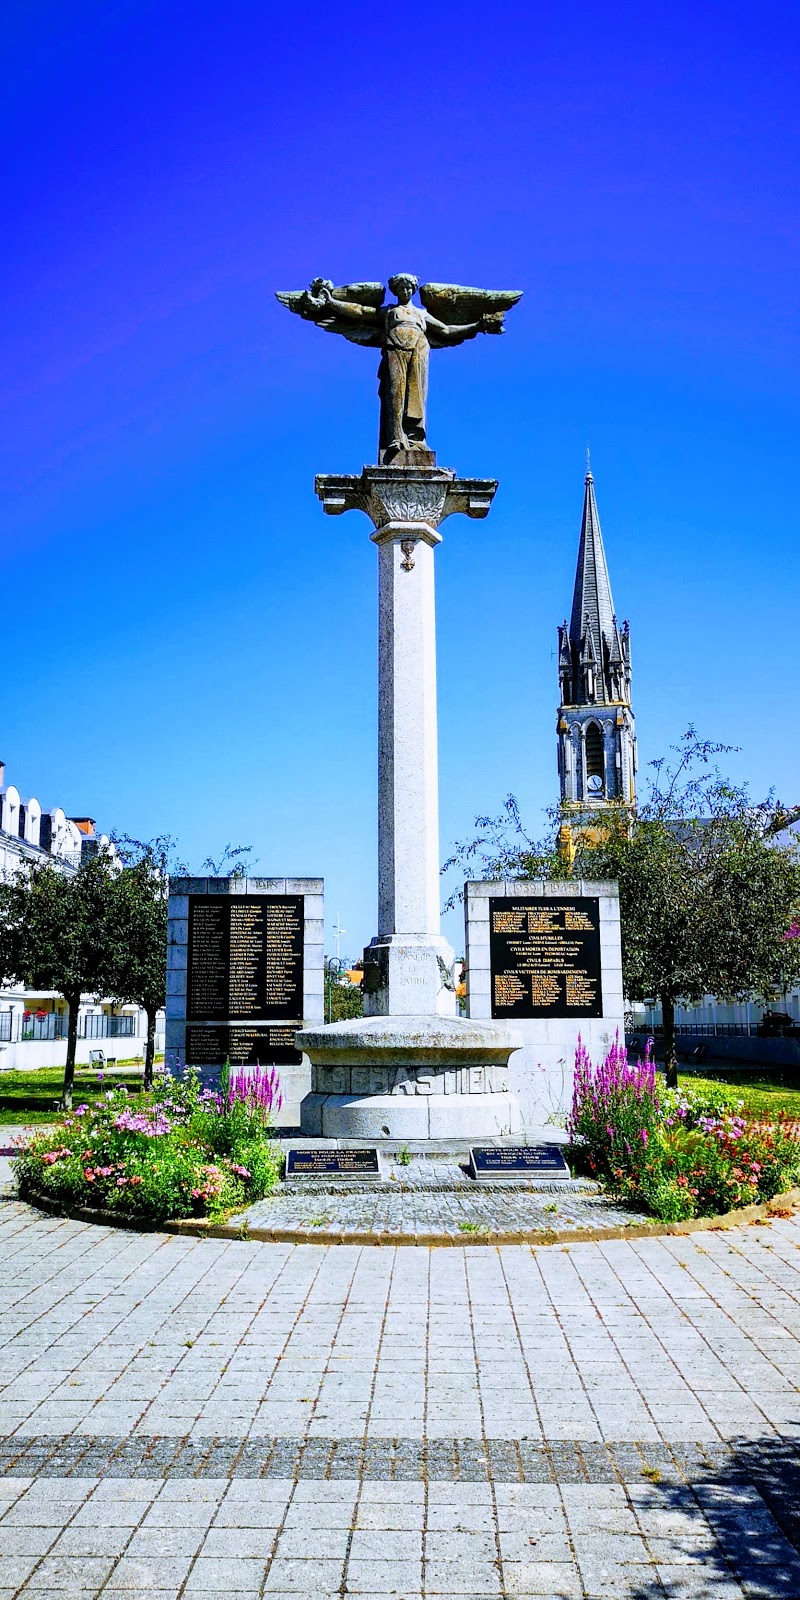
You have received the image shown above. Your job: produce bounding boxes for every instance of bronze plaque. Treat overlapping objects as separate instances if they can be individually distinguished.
[489,897,603,1019]
[187,895,303,1023]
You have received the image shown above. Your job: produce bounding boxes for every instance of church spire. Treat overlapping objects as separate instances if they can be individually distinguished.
[556,467,637,809]
[568,468,617,700]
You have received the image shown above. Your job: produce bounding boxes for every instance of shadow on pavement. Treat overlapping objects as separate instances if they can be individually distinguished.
[622,1434,800,1599]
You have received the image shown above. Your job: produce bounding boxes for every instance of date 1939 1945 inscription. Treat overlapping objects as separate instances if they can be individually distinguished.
[489,897,603,1020]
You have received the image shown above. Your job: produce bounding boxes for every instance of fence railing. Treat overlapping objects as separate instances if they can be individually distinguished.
[19,1015,69,1042]
[0,1012,138,1044]
[80,1015,136,1040]
[636,1022,758,1038]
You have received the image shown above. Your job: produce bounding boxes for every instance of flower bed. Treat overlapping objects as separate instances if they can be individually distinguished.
[13,1064,283,1223]
[568,1037,800,1222]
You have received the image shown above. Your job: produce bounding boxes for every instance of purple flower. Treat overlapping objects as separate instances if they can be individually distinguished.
[114,1109,173,1137]
[226,1063,283,1117]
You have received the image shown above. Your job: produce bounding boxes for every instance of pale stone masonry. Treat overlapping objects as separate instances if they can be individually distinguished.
[465,878,625,1134]
[315,466,495,1022]
[298,466,522,1139]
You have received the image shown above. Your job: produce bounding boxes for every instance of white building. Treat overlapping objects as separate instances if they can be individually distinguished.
[0,757,163,1071]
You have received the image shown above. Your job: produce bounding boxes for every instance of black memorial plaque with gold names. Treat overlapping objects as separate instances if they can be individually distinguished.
[187,895,304,1024]
[185,1025,302,1067]
[489,897,602,1020]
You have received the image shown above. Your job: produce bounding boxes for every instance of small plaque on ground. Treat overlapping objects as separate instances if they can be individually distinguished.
[469,1144,571,1181]
[285,1148,381,1180]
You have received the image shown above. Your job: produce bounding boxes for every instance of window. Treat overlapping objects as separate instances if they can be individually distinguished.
[585,723,604,796]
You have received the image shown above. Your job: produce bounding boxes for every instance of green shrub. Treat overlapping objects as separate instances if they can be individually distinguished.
[13,1065,282,1223]
[569,1040,800,1222]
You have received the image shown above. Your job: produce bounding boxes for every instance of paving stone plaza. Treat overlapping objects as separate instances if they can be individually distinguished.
[1,1187,800,1599]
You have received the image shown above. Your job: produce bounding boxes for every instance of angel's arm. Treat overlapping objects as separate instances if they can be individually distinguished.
[308,288,381,325]
[423,311,503,344]
[423,312,482,343]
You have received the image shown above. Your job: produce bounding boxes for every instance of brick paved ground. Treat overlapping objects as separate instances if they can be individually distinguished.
[0,1195,799,1597]
[237,1169,640,1241]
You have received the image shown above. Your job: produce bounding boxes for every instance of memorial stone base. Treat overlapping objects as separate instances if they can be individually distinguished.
[296,1015,523,1140]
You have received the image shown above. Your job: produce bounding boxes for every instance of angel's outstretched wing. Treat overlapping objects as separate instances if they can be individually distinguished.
[276,281,385,312]
[420,283,522,321]
[419,283,522,346]
[275,290,309,314]
[276,281,385,347]
[318,319,383,347]
[329,282,385,308]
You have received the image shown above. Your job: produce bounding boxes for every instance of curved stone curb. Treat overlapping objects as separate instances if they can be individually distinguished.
[15,1181,800,1248]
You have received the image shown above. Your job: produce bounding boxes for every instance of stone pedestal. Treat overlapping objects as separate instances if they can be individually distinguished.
[297,1015,523,1140]
[299,462,522,1139]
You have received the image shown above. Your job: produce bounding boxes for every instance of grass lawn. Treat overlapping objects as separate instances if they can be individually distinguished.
[675,1072,800,1119]
[0,1064,145,1124]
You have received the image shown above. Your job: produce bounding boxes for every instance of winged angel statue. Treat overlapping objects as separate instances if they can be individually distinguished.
[276,274,522,463]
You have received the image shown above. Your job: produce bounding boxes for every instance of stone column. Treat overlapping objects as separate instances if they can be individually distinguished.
[299,462,523,1141]
[316,465,495,1017]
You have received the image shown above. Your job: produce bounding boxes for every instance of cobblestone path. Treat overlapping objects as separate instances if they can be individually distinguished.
[237,1176,640,1241]
[0,1196,799,1597]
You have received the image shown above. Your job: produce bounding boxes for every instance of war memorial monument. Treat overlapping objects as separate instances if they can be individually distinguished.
[166,271,625,1143]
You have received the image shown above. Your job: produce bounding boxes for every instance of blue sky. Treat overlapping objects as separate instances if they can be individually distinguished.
[1,0,798,957]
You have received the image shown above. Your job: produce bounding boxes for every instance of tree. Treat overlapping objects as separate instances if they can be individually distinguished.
[0,853,117,1109]
[324,959,364,1023]
[199,844,254,877]
[107,838,170,1088]
[444,732,800,1088]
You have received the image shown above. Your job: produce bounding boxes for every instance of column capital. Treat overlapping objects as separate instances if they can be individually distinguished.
[315,465,497,542]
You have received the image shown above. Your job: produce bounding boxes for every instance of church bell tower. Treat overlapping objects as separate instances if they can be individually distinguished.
[557,468,637,809]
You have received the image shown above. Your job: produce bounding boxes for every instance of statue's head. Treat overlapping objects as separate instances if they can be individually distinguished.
[388,273,418,304]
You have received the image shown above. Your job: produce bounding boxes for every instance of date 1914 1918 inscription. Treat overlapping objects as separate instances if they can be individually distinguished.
[489,897,602,1020]
[185,1025,302,1067]
[187,895,303,1023]
[469,1144,571,1180]
[285,1148,381,1180]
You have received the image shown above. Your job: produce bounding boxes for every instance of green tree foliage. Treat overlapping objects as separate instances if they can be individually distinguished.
[108,837,171,1088]
[445,731,800,1088]
[324,961,364,1022]
[0,853,118,1109]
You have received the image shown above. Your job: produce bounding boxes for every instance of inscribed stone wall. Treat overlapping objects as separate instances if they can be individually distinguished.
[465,879,624,1135]
[166,877,324,1123]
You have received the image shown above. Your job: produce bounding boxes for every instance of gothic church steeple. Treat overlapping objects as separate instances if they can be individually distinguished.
[557,469,637,807]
